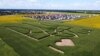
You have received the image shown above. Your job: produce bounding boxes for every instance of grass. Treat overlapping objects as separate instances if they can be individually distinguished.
[0,15,100,56]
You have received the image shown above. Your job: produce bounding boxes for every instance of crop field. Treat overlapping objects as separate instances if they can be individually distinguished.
[0,15,100,56]
[64,15,100,29]
[0,15,25,23]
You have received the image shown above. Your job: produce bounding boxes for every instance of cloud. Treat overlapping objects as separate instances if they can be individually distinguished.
[0,0,39,9]
[44,1,100,10]
[0,0,100,10]
[94,1,100,7]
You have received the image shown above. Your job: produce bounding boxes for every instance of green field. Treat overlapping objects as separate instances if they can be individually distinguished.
[0,16,100,56]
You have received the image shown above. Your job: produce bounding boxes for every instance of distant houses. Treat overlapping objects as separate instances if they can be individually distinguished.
[25,14,87,20]
[0,10,95,21]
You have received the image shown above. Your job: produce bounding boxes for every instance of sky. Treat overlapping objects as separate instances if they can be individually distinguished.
[0,0,100,10]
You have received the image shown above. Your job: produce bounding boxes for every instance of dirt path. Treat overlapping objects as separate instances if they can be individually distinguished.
[72,33,79,38]
[0,38,1,40]
[49,46,64,54]
[7,28,39,41]
[38,28,49,35]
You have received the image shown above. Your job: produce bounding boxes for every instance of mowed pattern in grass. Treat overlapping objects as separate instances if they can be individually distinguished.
[0,15,100,56]
[0,38,20,56]
[0,15,24,23]
[64,15,100,29]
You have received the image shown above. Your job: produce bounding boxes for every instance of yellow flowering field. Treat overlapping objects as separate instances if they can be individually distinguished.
[0,15,24,23]
[64,15,100,29]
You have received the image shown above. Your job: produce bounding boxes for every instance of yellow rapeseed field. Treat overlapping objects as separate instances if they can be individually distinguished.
[64,15,100,29]
[0,15,24,23]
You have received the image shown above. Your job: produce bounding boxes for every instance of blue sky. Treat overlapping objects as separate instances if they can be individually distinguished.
[0,0,100,10]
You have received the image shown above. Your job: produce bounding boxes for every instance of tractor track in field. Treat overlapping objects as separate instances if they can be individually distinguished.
[6,28,39,41]
[51,27,79,38]
[4,25,50,40]
[4,23,79,41]
[67,30,79,38]
[22,22,49,35]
